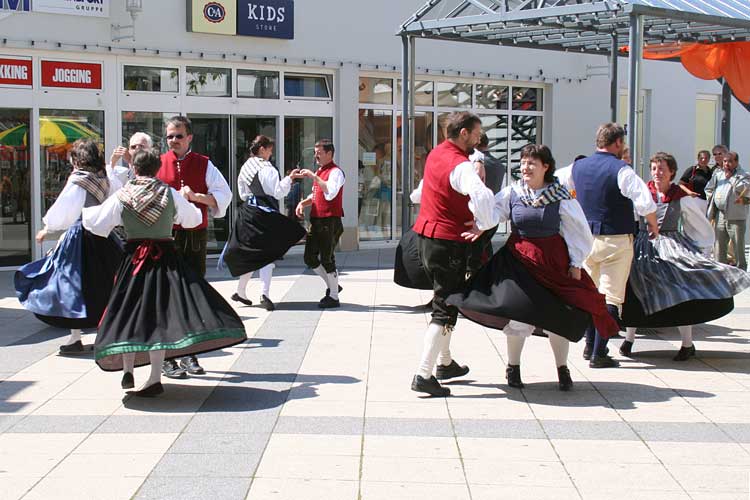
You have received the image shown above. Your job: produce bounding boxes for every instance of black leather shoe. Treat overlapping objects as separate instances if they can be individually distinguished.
[557,366,573,391]
[506,364,524,388]
[589,355,620,368]
[673,345,696,361]
[411,375,450,397]
[179,356,205,375]
[231,293,253,306]
[128,382,164,398]
[260,295,275,311]
[324,285,343,297]
[619,340,634,357]
[435,360,470,380]
[318,295,340,309]
[121,372,135,389]
[162,359,188,379]
[583,345,608,361]
[59,341,87,355]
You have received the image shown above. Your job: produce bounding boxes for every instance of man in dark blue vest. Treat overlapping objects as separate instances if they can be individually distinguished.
[557,123,659,367]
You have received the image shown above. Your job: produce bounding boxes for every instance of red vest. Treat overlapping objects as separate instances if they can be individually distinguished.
[158,150,210,230]
[413,140,473,242]
[311,162,344,218]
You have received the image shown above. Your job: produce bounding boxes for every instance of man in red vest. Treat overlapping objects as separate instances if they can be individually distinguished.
[295,139,345,308]
[157,115,232,377]
[410,111,497,397]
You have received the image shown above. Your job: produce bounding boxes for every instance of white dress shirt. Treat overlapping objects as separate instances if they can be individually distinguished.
[238,158,292,202]
[319,167,345,201]
[43,171,123,231]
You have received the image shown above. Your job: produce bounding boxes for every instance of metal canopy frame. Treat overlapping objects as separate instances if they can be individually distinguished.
[397,0,750,234]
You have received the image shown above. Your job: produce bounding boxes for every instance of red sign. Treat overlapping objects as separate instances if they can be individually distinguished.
[41,60,101,89]
[0,57,32,87]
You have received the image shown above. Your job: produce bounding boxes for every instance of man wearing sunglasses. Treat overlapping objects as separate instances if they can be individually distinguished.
[157,115,233,378]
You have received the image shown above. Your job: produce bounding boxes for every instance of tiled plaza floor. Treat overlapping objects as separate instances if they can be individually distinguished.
[1,248,750,500]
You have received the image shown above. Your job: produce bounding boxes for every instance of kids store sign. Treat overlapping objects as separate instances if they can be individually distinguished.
[188,0,294,40]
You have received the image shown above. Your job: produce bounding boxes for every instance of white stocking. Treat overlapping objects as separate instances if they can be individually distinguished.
[236,272,253,299]
[437,327,453,367]
[625,327,637,343]
[416,323,446,378]
[677,325,693,348]
[506,335,526,366]
[259,264,274,297]
[312,265,329,288]
[140,350,165,390]
[122,352,135,375]
[548,332,570,368]
[65,329,82,346]
[327,271,339,300]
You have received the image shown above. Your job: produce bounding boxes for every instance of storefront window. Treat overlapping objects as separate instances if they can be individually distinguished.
[284,117,333,224]
[284,74,331,99]
[121,111,172,152]
[186,66,231,97]
[358,109,392,241]
[237,70,279,99]
[0,108,31,265]
[40,109,104,216]
[436,82,472,108]
[397,80,434,106]
[359,77,393,105]
[235,116,277,207]
[512,87,542,111]
[395,111,433,235]
[187,114,230,254]
[509,115,542,181]
[123,65,178,93]
[476,85,509,110]
[479,113,509,188]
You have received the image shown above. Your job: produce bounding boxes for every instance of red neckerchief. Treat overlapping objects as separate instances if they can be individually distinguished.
[647,181,687,203]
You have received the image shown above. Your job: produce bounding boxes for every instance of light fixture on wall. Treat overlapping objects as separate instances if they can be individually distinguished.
[111,0,143,42]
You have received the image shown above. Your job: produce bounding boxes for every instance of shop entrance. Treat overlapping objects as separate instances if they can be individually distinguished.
[0,108,31,266]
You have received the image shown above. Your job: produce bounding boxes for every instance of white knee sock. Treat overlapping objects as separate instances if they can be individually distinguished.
[65,329,82,346]
[548,332,570,368]
[677,325,693,348]
[122,352,135,375]
[236,272,253,299]
[327,271,339,300]
[625,327,637,343]
[312,265,329,286]
[506,335,526,366]
[259,264,274,297]
[437,326,453,366]
[142,350,165,389]
[416,323,446,378]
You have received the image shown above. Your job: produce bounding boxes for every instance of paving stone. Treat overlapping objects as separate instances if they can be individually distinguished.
[134,476,252,500]
[454,419,546,439]
[168,432,271,454]
[7,415,105,433]
[96,415,192,433]
[274,415,363,435]
[540,420,638,440]
[365,417,454,437]
[630,422,734,442]
[184,411,279,434]
[151,452,262,477]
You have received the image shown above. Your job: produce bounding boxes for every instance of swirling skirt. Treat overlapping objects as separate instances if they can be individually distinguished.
[393,229,433,290]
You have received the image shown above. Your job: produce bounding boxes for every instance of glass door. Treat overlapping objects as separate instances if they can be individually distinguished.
[187,114,230,254]
[0,108,31,265]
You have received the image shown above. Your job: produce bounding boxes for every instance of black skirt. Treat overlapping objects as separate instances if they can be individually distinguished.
[221,204,306,277]
[446,245,592,342]
[622,281,734,328]
[393,229,433,290]
[95,240,247,371]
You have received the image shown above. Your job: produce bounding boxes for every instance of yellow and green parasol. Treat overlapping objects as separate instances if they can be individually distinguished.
[0,118,101,148]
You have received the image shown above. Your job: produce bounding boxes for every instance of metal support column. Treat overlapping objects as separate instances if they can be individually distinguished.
[721,78,732,148]
[400,35,412,236]
[627,14,643,174]
[610,33,619,122]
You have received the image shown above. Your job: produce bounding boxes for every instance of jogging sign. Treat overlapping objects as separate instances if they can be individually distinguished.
[41,60,102,90]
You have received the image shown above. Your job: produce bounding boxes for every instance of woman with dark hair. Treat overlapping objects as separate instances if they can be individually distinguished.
[83,148,247,397]
[621,153,750,360]
[219,135,305,311]
[15,139,123,354]
[448,144,619,390]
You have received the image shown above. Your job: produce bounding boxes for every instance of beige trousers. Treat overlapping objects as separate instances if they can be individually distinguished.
[583,234,634,307]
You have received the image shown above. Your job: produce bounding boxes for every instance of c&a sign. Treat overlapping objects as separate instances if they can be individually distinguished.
[187,0,294,40]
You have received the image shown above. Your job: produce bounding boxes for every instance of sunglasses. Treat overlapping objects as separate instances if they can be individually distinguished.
[129,144,146,150]
[166,134,185,140]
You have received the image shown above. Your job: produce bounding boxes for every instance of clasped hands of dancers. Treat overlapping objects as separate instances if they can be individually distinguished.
[15,116,346,397]
[396,114,750,397]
